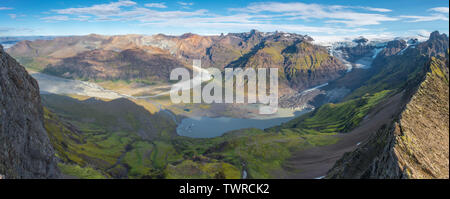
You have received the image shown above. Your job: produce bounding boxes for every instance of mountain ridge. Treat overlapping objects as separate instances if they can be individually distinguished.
[326,32,449,179]
[7,30,347,94]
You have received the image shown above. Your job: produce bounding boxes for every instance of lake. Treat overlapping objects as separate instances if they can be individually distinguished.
[176,109,309,138]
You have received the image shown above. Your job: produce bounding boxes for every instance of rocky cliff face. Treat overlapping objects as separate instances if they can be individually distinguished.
[224,31,347,92]
[380,40,407,57]
[326,34,449,179]
[0,45,60,179]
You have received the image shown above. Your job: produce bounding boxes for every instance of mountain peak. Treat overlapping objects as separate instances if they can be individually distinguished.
[430,31,441,39]
[180,33,199,39]
[353,37,369,45]
[429,31,449,42]
[249,29,260,34]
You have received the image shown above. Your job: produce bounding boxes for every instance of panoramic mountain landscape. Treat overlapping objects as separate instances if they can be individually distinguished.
[0,0,448,180]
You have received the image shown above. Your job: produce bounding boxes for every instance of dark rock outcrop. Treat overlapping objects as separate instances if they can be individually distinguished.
[418,31,449,57]
[336,43,375,63]
[380,40,407,57]
[353,37,369,45]
[0,44,60,179]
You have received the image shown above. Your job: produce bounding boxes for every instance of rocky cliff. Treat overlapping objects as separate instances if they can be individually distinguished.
[0,45,60,179]
[326,36,449,179]
[224,32,346,92]
[335,37,376,63]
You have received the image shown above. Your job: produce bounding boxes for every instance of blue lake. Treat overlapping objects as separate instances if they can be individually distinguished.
[176,109,309,138]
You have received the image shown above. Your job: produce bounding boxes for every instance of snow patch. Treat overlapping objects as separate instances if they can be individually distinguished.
[372,47,384,59]
[314,176,325,179]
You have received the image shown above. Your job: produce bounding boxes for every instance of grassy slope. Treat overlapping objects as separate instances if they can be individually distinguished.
[344,43,433,100]
[273,90,391,134]
[44,86,390,179]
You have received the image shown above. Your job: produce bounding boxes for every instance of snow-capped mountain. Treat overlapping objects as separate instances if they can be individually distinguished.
[311,34,429,71]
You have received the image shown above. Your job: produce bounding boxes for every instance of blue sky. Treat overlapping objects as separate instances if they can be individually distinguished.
[0,0,448,37]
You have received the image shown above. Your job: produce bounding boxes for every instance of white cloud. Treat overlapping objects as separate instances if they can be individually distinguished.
[141,18,367,35]
[75,16,92,21]
[312,32,397,45]
[323,12,398,26]
[41,15,70,21]
[428,7,449,14]
[47,1,205,22]
[229,2,398,27]
[178,2,194,9]
[400,7,449,22]
[413,29,432,37]
[360,7,392,12]
[41,15,94,22]
[0,27,12,32]
[0,27,33,34]
[39,1,415,35]
[178,2,194,6]
[400,14,449,22]
[0,7,13,10]
[145,3,167,9]
[8,14,16,19]
[118,8,208,22]
[53,0,136,16]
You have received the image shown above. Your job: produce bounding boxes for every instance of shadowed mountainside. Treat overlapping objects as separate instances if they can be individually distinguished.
[0,45,60,179]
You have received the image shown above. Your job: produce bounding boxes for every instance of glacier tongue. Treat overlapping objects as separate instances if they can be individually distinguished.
[314,35,425,71]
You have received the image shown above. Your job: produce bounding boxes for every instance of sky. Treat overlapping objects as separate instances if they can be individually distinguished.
[0,0,448,38]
